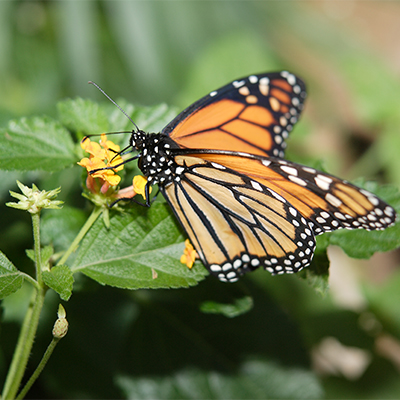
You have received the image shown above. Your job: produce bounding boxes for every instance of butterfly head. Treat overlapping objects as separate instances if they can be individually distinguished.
[129,129,147,151]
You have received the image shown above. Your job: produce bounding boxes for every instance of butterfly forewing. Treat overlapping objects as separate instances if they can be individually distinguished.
[162,72,306,158]
[160,155,315,282]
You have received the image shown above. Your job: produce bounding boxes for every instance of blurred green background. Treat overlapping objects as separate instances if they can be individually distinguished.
[1,1,400,399]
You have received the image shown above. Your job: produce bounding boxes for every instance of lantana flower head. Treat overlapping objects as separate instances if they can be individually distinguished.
[180,239,197,269]
[78,134,124,191]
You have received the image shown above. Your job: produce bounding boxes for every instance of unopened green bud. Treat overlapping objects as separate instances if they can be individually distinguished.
[52,304,68,339]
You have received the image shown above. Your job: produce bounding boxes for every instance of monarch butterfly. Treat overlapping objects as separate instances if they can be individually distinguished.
[95,72,397,283]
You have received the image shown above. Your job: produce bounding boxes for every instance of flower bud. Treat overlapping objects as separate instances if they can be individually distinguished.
[52,304,68,339]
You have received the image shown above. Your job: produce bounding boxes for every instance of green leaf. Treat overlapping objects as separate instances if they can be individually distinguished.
[41,207,87,253]
[26,245,54,266]
[0,250,24,299]
[42,265,74,301]
[57,98,176,139]
[25,249,35,263]
[200,296,254,318]
[296,233,331,296]
[130,103,178,133]
[71,203,208,289]
[41,245,55,265]
[329,183,400,259]
[117,359,323,400]
[0,116,76,172]
[57,98,110,136]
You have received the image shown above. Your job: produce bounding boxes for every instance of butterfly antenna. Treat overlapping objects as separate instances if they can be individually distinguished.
[88,81,140,132]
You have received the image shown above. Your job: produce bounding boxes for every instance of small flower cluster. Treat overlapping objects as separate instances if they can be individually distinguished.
[180,239,197,269]
[78,134,124,193]
[7,181,63,214]
[78,134,151,202]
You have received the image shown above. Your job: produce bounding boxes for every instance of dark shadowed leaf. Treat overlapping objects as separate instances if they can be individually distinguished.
[117,359,323,400]
[0,250,24,299]
[43,265,74,301]
[200,296,254,318]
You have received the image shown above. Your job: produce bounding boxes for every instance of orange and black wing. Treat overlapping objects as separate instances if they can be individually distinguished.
[160,155,316,282]
[161,72,306,158]
[160,151,396,282]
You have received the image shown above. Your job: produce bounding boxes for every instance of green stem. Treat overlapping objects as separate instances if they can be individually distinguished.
[16,338,60,400]
[32,212,42,284]
[1,287,46,400]
[2,212,45,400]
[56,206,102,266]
[20,272,40,290]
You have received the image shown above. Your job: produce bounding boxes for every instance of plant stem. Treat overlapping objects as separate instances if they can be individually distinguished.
[32,213,42,284]
[1,287,46,400]
[20,272,40,290]
[16,338,60,400]
[2,212,45,400]
[56,206,102,266]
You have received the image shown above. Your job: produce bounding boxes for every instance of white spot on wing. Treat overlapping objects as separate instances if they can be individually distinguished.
[280,165,298,176]
[251,181,263,191]
[211,162,225,170]
[233,80,245,88]
[267,189,286,202]
[288,175,307,186]
[262,160,271,167]
[315,175,332,191]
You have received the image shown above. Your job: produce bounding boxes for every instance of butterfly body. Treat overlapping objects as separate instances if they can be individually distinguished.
[132,131,181,186]
[127,71,396,282]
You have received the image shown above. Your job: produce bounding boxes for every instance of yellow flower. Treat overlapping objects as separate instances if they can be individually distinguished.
[180,239,197,269]
[100,133,120,152]
[107,153,124,172]
[81,137,106,159]
[133,175,152,200]
[77,156,105,171]
[100,134,124,171]
[98,169,121,186]
[78,135,123,188]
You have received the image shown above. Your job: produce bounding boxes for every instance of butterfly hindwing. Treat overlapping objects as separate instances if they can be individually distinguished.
[160,155,316,282]
[162,72,307,158]
[186,151,396,235]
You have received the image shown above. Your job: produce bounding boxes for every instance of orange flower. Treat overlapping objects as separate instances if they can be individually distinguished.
[180,239,197,269]
[80,138,106,159]
[78,135,124,188]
